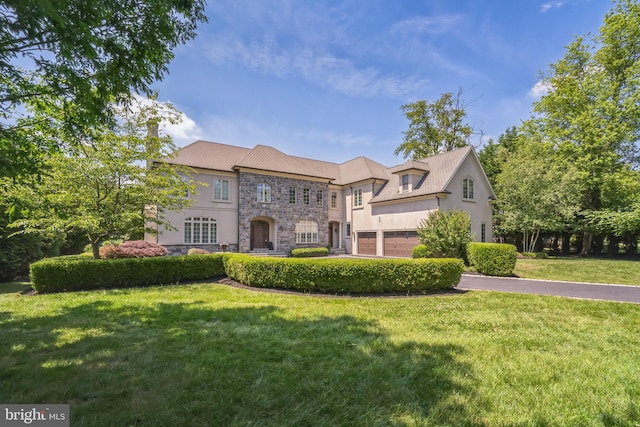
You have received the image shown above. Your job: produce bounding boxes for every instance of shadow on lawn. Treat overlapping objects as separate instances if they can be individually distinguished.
[0,299,485,426]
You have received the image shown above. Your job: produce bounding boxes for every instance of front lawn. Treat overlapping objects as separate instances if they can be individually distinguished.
[1,283,639,425]
[515,257,640,285]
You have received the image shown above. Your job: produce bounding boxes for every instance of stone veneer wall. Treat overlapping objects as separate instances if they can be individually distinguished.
[238,171,329,254]
[164,244,239,256]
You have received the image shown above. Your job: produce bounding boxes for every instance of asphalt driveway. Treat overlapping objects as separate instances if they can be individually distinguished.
[458,274,640,304]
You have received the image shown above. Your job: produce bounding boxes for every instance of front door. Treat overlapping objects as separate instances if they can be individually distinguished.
[251,221,269,249]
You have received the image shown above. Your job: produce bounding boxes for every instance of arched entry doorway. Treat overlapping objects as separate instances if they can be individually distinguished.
[250,219,271,250]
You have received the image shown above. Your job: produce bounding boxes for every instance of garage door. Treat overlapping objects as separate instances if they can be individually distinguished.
[384,231,419,257]
[357,232,377,255]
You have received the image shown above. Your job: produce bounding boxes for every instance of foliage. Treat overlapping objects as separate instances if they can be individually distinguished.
[394,88,474,159]
[224,254,464,294]
[7,98,196,259]
[102,240,168,259]
[0,0,207,180]
[416,209,473,261]
[411,244,430,259]
[187,248,210,255]
[494,138,584,252]
[467,243,517,277]
[477,126,519,188]
[290,247,329,257]
[30,254,225,292]
[526,0,640,255]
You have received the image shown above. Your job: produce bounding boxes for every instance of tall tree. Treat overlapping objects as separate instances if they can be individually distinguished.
[528,0,640,255]
[0,0,207,179]
[394,88,474,159]
[478,126,519,188]
[7,98,196,259]
[494,138,583,253]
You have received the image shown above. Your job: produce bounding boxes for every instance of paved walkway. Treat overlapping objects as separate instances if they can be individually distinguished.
[458,274,640,304]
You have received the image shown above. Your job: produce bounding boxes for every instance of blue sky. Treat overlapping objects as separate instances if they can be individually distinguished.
[156,0,613,166]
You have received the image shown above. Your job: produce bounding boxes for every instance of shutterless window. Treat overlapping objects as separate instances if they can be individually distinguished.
[289,187,297,204]
[257,183,271,203]
[401,174,409,192]
[353,189,363,207]
[346,222,351,236]
[463,178,474,200]
[481,223,486,242]
[184,217,217,244]
[295,220,318,243]
[303,188,310,205]
[316,190,323,207]
[214,179,229,201]
[331,191,337,208]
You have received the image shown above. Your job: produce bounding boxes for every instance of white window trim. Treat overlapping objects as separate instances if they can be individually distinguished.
[462,177,475,201]
[295,220,319,243]
[213,178,230,201]
[184,217,217,244]
[257,183,272,203]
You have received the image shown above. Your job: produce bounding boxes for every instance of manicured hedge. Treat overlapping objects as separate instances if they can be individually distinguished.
[467,242,517,277]
[290,247,329,257]
[223,254,464,294]
[411,244,430,258]
[30,254,225,293]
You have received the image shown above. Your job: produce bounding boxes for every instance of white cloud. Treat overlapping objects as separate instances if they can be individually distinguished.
[389,15,462,36]
[528,81,552,98]
[540,2,567,12]
[204,39,427,99]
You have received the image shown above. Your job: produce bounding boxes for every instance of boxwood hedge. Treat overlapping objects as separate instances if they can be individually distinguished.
[224,254,464,294]
[467,242,517,277]
[290,247,329,257]
[30,254,225,293]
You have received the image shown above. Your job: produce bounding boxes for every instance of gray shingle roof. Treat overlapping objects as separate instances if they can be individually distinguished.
[164,141,479,200]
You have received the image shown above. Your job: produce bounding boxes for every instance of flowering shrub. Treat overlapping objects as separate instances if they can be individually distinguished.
[188,248,210,255]
[100,240,168,259]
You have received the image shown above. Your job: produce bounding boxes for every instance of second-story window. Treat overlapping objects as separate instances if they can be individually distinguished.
[214,179,229,201]
[463,177,474,200]
[303,188,310,205]
[401,174,409,192]
[353,188,363,207]
[257,183,271,203]
[331,191,337,208]
[316,190,323,207]
[289,186,297,204]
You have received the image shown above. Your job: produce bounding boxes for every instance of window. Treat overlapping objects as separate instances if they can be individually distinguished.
[346,222,351,237]
[289,187,297,204]
[303,188,310,205]
[184,217,217,244]
[316,190,323,207]
[331,191,337,209]
[295,220,318,243]
[481,223,486,243]
[401,174,409,192]
[463,177,474,200]
[353,188,363,207]
[257,183,271,203]
[214,179,229,201]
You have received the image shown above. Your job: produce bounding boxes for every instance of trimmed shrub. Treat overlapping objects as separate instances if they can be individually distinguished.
[188,248,210,255]
[30,254,225,293]
[223,254,464,294]
[108,240,168,259]
[99,244,119,259]
[291,247,329,257]
[417,210,472,261]
[411,244,431,259]
[467,242,517,277]
[521,251,548,259]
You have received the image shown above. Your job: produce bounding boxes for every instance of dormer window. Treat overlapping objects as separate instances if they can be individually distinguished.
[401,174,410,193]
[463,177,474,200]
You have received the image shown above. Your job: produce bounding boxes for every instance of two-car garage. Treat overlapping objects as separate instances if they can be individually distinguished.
[356,230,419,257]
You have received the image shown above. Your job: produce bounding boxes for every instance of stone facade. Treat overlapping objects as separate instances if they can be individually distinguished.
[164,243,239,256]
[238,171,329,254]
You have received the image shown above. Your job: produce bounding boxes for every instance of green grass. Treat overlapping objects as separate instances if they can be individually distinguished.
[1,283,639,426]
[515,257,640,285]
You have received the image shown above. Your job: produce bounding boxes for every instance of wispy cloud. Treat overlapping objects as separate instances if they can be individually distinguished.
[540,2,567,12]
[205,39,427,98]
[528,81,552,98]
[389,15,462,36]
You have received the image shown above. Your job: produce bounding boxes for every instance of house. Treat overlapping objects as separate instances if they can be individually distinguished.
[146,140,495,257]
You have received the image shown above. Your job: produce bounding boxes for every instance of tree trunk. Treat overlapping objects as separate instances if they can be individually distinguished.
[561,233,571,255]
[580,232,593,257]
[91,241,100,259]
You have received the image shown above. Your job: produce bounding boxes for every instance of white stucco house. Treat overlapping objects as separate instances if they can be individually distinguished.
[146,140,495,257]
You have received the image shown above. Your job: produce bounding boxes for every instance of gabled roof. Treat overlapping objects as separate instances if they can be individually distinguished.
[371,146,481,203]
[163,141,490,199]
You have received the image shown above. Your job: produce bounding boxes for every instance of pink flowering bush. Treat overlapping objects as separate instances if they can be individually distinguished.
[100,240,168,259]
